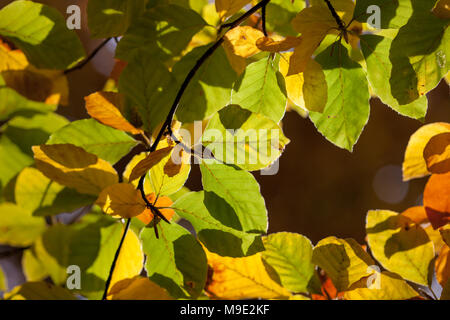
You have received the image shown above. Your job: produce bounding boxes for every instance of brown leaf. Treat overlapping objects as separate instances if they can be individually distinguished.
[423,132,450,174]
[256,36,302,53]
[129,147,173,182]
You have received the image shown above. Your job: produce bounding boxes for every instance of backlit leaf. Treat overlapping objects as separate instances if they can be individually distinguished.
[215,0,252,19]
[423,132,450,174]
[366,210,434,286]
[261,232,315,293]
[309,43,370,151]
[15,167,95,216]
[312,236,376,292]
[108,276,172,300]
[205,247,291,299]
[84,92,142,135]
[256,36,302,53]
[47,119,138,165]
[436,244,450,286]
[0,202,46,246]
[128,147,173,182]
[402,122,450,181]
[223,26,263,58]
[172,190,264,257]
[423,172,450,229]
[0,0,85,69]
[231,57,287,124]
[33,144,118,196]
[141,222,207,299]
[344,271,418,300]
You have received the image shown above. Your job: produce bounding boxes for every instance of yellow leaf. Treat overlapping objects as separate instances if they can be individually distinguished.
[280,53,327,112]
[123,152,154,193]
[32,144,118,196]
[436,244,450,286]
[0,41,69,105]
[108,276,172,300]
[108,228,145,294]
[256,36,302,53]
[223,26,263,58]
[312,236,376,292]
[432,0,450,19]
[403,122,450,181]
[96,183,147,219]
[366,210,434,286]
[289,0,355,75]
[84,92,142,135]
[215,0,252,19]
[344,271,418,300]
[205,248,291,299]
[423,132,450,174]
[128,146,173,182]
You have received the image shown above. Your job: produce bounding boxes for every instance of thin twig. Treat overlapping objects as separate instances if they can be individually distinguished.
[64,38,112,74]
[323,0,346,30]
[261,4,268,36]
[101,218,131,300]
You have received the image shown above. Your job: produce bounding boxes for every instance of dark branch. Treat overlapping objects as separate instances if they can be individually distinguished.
[102,217,131,300]
[261,4,268,36]
[323,0,346,30]
[64,38,112,74]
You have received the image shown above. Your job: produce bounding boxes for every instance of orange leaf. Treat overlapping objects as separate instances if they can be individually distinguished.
[401,206,429,225]
[135,193,174,225]
[128,147,173,181]
[423,132,450,174]
[256,36,302,53]
[85,91,142,135]
[424,172,450,229]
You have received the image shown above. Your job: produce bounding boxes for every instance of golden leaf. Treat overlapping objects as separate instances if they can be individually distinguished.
[215,0,252,19]
[424,172,450,229]
[128,146,173,182]
[96,183,147,219]
[84,91,142,135]
[402,122,450,181]
[436,244,450,287]
[423,132,450,174]
[108,276,172,300]
[205,248,291,299]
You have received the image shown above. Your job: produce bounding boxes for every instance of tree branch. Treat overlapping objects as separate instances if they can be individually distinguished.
[64,38,112,74]
[323,0,346,30]
[102,217,131,300]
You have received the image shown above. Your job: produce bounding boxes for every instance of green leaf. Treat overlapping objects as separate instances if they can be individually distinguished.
[353,0,415,29]
[173,45,237,123]
[0,136,33,196]
[172,191,264,257]
[116,4,207,62]
[203,105,290,171]
[389,11,449,105]
[0,202,46,246]
[312,236,376,292]
[118,56,177,133]
[0,0,85,69]
[87,0,148,38]
[231,56,287,124]
[4,281,76,300]
[200,160,267,233]
[266,0,305,36]
[47,119,138,164]
[261,232,315,293]
[15,167,95,217]
[310,43,370,151]
[360,34,427,119]
[366,210,434,286]
[0,75,56,121]
[1,113,69,157]
[141,222,207,299]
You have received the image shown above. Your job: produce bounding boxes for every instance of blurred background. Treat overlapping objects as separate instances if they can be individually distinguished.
[0,0,449,291]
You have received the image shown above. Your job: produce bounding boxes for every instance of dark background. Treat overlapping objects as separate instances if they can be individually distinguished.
[0,0,449,290]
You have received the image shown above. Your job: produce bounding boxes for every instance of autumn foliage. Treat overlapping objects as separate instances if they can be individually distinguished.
[0,0,449,301]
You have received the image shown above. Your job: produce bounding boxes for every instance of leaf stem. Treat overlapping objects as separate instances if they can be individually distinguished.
[102,217,131,300]
[64,38,112,74]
